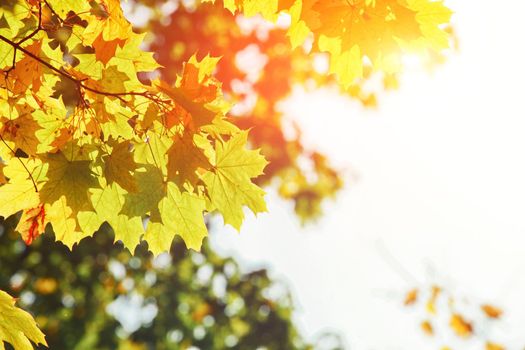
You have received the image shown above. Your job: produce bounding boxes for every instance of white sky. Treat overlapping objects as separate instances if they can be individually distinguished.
[210,1,525,349]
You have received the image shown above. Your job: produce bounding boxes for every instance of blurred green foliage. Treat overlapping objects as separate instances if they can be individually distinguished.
[0,217,343,349]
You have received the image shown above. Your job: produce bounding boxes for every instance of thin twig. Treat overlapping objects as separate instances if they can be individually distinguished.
[375,238,421,286]
[0,34,159,104]
[0,134,38,192]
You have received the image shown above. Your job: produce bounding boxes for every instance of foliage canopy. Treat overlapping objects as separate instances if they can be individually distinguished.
[0,0,454,348]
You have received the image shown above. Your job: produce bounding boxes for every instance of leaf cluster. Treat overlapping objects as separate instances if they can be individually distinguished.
[0,0,268,254]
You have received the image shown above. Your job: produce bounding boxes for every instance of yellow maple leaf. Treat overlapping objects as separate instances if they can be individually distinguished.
[84,184,145,252]
[202,131,268,230]
[0,289,47,350]
[167,132,211,187]
[46,196,88,249]
[45,0,91,18]
[1,113,42,156]
[481,304,503,319]
[82,0,132,45]
[104,140,138,193]
[0,159,41,219]
[154,182,208,253]
[39,152,99,214]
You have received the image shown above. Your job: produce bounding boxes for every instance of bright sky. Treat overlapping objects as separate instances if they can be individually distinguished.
[210,1,525,348]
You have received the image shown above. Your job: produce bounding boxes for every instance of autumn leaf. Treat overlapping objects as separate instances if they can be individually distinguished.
[45,0,91,18]
[1,113,42,156]
[213,0,453,87]
[85,183,144,252]
[167,132,211,187]
[120,165,165,218]
[39,152,99,214]
[0,159,41,219]
[404,288,418,306]
[486,342,505,350]
[16,204,46,245]
[155,55,222,131]
[481,304,503,319]
[103,140,138,193]
[151,182,208,254]
[0,289,47,350]
[420,320,433,336]
[7,40,44,94]
[202,131,268,230]
[92,34,127,65]
[449,314,473,338]
[83,0,132,45]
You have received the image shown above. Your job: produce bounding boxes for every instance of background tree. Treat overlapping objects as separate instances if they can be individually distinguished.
[0,217,346,349]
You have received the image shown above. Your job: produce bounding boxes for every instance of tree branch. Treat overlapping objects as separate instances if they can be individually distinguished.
[0,34,159,104]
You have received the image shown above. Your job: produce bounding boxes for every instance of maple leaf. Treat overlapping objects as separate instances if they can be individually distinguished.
[0,184,33,218]
[85,183,145,252]
[156,80,217,131]
[133,132,172,177]
[46,196,92,249]
[121,165,166,218]
[0,1,32,39]
[1,113,41,156]
[0,289,47,350]
[155,56,223,131]
[167,132,211,187]
[147,182,208,254]
[83,0,132,45]
[202,131,268,230]
[103,140,138,193]
[0,159,41,219]
[92,33,127,65]
[6,40,44,94]
[16,204,46,245]
[39,152,99,214]
[111,32,161,73]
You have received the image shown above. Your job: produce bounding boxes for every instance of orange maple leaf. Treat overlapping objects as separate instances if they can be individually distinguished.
[16,204,47,245]
[449,313,473,338]
[481,304,503,319]
[404,288,418,306]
